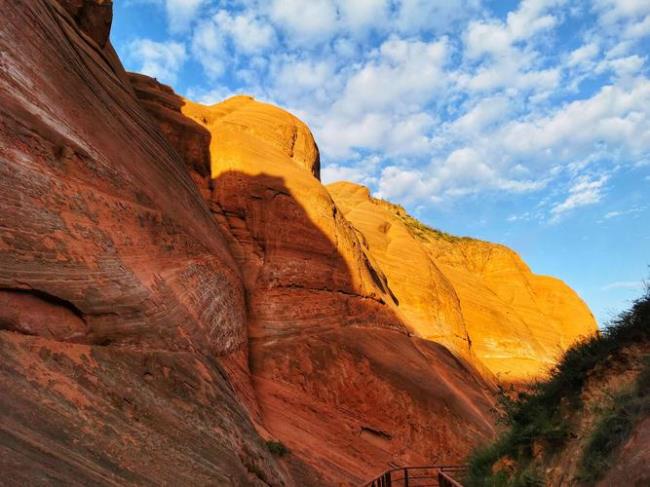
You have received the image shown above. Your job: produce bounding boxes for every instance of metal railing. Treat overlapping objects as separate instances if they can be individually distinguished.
[362,465,467,487]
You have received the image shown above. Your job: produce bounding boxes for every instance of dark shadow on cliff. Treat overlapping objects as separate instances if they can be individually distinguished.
[126,72,498,485]
[204,170,498,484]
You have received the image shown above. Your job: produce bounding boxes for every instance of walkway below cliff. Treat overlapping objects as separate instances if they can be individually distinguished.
[362,465,467,486]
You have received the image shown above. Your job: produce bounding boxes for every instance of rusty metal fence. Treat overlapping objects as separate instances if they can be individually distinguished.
[362,465,467,487]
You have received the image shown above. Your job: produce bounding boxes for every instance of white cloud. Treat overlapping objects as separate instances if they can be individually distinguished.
[604,210,623,219]
[165,0,206,34]
[568,42,600,67]
[459,1,568,97]
[321,155,382,185]
[601,280,645,291]
[606,54,645,77]
[269,0,338,44]
[625,14,650,38]
[499,80,650,162]
[214,10,275,54]
[395,0,481,35]
[465,0,564,59]
[191,20,225,79]
[603,205,646,219]
[126,39,186,84]
[336,36,449,114]
[338,0,390,34]
[595,0,650,24]
[191,10,276,80]
[185,85,234,105]
[550,174,609,218]
[376,166,433,203]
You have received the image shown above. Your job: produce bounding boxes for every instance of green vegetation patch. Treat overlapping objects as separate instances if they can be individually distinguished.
[465,288,650,487]
[397,212,468,242]
[576,356,650,483]
[368,192,473,243]
[266,440,290,457]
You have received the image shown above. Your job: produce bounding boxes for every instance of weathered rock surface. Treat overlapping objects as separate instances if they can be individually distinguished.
[326,183,471,357]
[328,182,597,381]
[163,96,494,484]
[0,1,290,485]
[598,417,650,486]
[125,76,595,483]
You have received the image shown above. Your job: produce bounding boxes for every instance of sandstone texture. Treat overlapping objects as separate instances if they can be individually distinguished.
[170,96,497,484]
[0,1,597,485]
[0,1,290,485]
[328,182,597,381]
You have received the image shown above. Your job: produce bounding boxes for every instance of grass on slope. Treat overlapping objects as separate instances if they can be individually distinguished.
[368,192,472,243]
[466,287,650,487]
[397,212,469,243]
[577,355,650,483]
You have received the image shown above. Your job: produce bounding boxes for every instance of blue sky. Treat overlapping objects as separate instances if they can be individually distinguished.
[111,0,650,326]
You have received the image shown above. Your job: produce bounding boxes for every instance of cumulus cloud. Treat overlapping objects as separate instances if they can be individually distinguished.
[191,10,276,79]
[126,39,186,84]
[321,155,382,186]
[165,0,206,34]
[118,0,650,221]
[395,0,481,35]
[269,0,339,44]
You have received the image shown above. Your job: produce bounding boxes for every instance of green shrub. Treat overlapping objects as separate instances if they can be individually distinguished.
[265,440,289,457]
[577,356,650,484]
[466,287,650,487]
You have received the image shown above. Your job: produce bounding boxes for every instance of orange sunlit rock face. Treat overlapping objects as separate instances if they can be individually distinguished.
[328,182,598,381]
[175,96,497,483]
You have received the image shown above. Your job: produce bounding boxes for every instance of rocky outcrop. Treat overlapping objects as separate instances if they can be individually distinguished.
[0,1,290,484]
[328,182,597,381]
[169,96,496,484]
[465,294,649,486]
[57,0,113,47]
[326,183,471,357]
[126,76,595,483]
[127,73,212,181]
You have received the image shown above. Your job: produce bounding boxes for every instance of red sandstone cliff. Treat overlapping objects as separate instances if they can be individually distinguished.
[132,82,497,485]
[0,2,596,486]
[0,1,290,485]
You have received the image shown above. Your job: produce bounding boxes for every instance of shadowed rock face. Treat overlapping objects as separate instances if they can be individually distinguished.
[0,1,290,485]
[133,91,497,483]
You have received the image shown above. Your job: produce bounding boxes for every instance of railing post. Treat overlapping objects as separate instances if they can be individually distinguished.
[403,468,408,487]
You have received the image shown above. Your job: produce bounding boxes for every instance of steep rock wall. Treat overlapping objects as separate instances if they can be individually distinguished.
[328,182,597,381]
[173,96,496,484]
[0,1,291,485]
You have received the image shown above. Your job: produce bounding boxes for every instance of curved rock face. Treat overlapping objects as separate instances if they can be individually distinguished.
[180,96,402,339]
[168,97,497,483]
[328,182,597,381]
[0,1,290,485]
[126,79,595,482]
[326,182,471,357]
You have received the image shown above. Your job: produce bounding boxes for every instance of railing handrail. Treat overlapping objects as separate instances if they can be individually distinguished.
[361,464,468,487]
[439,471,465,487]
